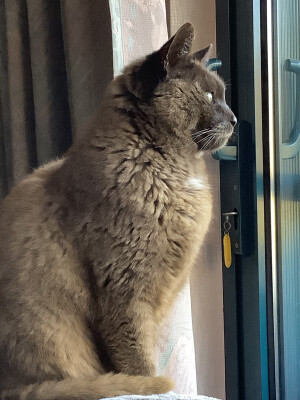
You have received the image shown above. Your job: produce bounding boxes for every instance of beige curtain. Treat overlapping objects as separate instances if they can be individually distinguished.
[0,0,113,200]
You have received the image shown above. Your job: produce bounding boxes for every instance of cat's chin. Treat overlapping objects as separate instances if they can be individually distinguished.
[213,136,232,151]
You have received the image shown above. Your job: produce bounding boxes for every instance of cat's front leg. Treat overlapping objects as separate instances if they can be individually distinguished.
[98,301,157,376]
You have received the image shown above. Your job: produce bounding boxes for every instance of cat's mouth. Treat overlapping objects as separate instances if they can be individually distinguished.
[191,124,233,151]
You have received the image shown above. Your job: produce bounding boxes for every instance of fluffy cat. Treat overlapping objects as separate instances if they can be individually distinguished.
[0,23,236,400]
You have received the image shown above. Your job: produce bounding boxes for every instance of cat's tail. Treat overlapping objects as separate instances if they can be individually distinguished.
[1,373,173,400]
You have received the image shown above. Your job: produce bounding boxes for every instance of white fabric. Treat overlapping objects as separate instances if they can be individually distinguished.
[102,391,220,400]
[156,285,197,395]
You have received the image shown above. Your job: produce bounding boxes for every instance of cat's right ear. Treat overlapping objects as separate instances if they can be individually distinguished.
[159,23,195,67]
[192,45,213,66]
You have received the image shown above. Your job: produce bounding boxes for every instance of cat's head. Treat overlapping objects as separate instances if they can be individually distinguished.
[121,23,236,152]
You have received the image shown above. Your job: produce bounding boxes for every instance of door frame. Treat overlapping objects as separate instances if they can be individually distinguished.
[216,0,272,398]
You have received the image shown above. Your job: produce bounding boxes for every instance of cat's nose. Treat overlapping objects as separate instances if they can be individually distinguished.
[230,115,237,127]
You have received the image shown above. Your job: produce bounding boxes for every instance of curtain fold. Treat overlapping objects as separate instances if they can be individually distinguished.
[26,0,72,165]
[60,0,113,136]
[0,0,36,193]
[0,0,113,200]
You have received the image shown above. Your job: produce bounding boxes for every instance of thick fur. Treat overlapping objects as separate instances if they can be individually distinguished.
[0,23,235,399]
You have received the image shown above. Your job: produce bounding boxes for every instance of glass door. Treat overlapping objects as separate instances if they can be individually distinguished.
[217,0,300,398]
[271,0,300,398]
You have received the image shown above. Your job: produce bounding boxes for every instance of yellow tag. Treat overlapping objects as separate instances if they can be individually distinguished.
[223,233,232,268]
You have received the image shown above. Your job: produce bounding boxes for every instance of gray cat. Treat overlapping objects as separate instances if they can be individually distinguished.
[0,23,236,400]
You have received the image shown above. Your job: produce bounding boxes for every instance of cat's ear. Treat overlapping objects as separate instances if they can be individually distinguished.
[192,44,213,66]
[159,22,195,67]
[131,23,194,100]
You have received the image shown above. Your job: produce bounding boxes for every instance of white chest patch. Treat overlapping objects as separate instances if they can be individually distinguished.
[186,177,206,191]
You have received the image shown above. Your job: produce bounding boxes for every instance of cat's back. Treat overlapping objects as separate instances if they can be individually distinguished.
[0,157,91,331]
[0,158,80,294]
[0,159,64,244]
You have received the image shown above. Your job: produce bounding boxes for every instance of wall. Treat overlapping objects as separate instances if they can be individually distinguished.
[167,2,226,399]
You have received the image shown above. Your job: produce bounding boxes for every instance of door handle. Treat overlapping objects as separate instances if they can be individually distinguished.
[208,56,254,256]
[216,121,254,256]
[213,146,237,161]
[207,58,223,71]
[282,59,300,159]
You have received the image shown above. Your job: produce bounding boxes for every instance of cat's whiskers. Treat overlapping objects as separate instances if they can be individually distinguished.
[196,135,216,148]
[196,133,214,144]
[201,132,217,150]
[195,131,217,146]
[193,129,216,142]
[191,128,212,140]
[191,128,212,135]
[200,136,214,150]
[203,138,215,150]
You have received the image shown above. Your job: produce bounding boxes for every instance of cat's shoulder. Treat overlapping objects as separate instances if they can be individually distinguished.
[0,159,65,217]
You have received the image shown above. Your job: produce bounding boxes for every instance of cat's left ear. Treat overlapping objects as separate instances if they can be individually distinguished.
[192,44,213,66]
[159,22,195,67]
[131,23,194,100]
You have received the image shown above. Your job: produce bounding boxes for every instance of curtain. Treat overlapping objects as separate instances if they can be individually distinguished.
[0,0,198,395]
[0,0,113,200]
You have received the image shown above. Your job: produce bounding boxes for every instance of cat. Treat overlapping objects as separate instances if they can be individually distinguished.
[0,23,236,400]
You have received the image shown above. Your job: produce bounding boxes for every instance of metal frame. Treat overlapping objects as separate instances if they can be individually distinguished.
[260,0,279,398]
[215,4,240,398]
[271,0,295,397]
[216,0,271,398]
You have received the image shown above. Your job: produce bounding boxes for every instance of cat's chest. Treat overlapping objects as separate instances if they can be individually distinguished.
[137,175,212,315]
[146,170,212,256]
[184,176,207,191]
[141,165,212,230]
[173,172,211,210]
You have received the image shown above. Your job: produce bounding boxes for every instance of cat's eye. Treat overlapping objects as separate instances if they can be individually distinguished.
[205,92,213,103]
